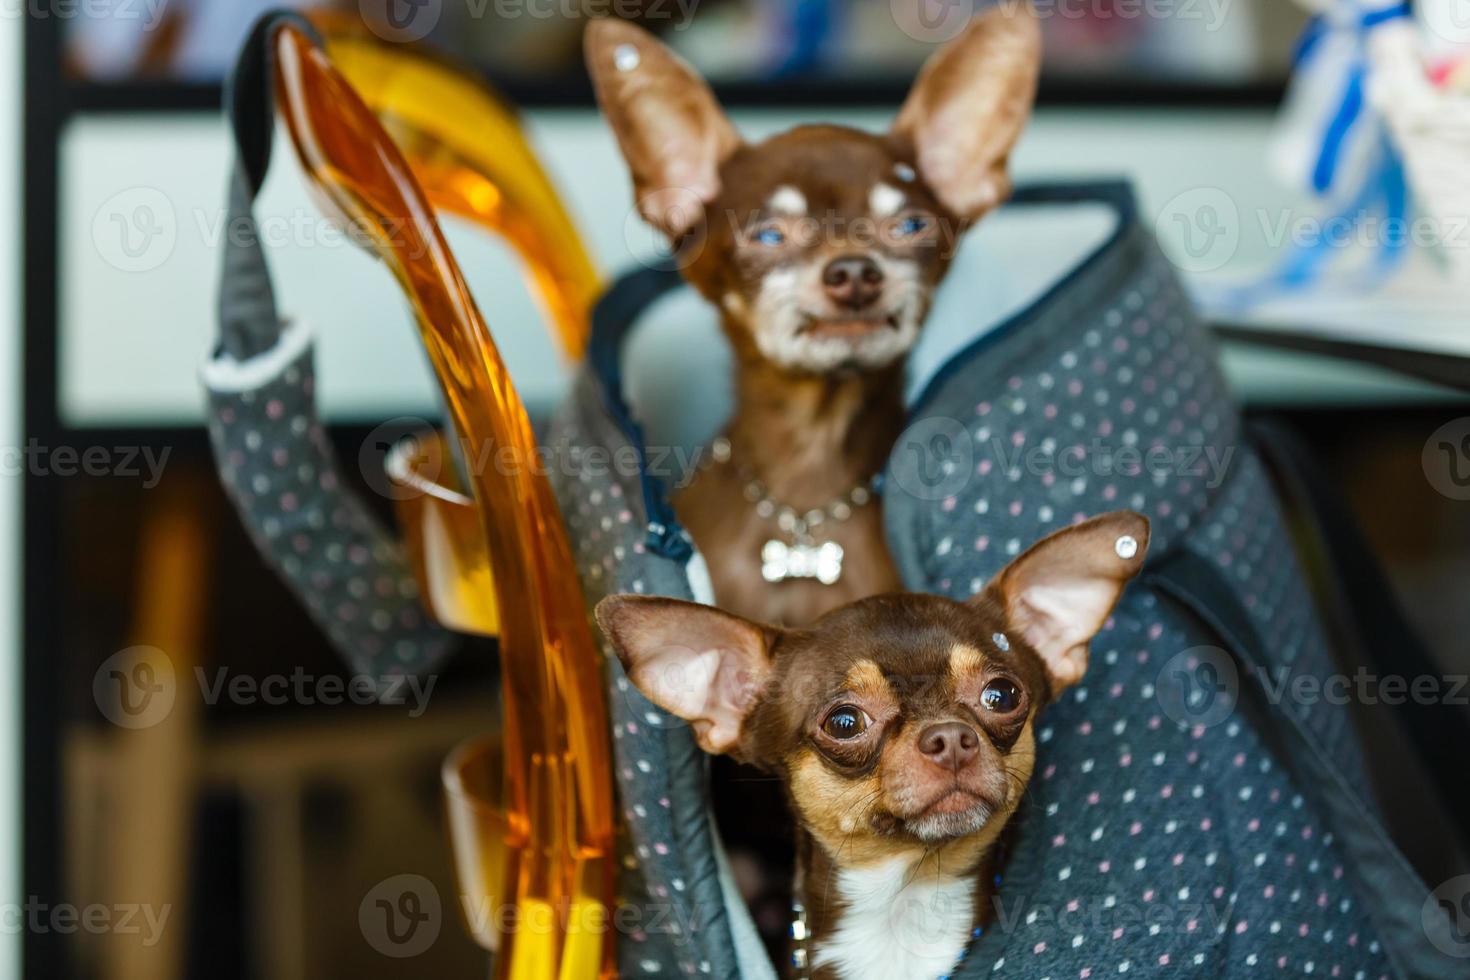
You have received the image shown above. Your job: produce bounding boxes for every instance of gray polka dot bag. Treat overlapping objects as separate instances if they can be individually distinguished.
[543,181,1463,979]
[200,21,1456,971]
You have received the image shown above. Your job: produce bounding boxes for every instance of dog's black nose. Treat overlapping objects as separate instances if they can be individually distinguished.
[822,254,884,310]
[917,722,980,771]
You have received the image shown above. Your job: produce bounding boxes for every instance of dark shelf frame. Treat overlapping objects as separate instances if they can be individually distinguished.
[62,71,1288,115]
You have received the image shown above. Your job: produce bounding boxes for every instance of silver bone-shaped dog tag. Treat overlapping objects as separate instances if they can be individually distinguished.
[761,539,844,585]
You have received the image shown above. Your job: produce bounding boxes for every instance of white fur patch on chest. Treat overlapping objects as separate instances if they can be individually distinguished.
[812,857,974,980]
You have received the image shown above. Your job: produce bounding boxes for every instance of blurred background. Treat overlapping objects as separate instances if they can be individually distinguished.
[5,0,1469,978]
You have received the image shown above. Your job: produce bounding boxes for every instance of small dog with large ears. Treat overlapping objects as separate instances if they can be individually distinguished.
[586,4,1043,627]
[597,512,1149,980]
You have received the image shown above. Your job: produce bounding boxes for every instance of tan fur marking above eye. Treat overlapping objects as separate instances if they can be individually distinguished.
[948,643,987,683]
[869,182,906,218]
[768,185,807,216]
[843,659,892,702]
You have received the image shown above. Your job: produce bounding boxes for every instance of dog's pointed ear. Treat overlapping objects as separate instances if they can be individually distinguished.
[978,511,1149,697]
[585,18,741,239]
[596,595,777,755]
[891,2,1042,222]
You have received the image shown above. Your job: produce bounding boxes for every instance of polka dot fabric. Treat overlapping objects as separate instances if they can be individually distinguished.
[884,205,1393,977]
[203,334,453,681]
[547,372,746,979]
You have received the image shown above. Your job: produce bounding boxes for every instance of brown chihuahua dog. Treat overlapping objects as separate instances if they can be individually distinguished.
[598,512,1149,979]
[586,5,1043,626]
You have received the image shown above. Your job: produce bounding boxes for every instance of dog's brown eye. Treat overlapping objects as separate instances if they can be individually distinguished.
[981,679,1021,713]
[821,705,869,739]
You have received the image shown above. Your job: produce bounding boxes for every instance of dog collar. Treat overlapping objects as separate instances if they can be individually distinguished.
[699,435,881,586]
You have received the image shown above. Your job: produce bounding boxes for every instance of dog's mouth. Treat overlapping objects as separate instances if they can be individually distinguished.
[897,787,998,842]
[915,787,990,820]
[796,312,902,339]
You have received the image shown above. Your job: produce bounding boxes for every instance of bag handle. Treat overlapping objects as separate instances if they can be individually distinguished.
[204,11,454,679]
[216,10,321,361]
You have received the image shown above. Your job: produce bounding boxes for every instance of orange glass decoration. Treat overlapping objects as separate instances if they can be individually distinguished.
[443,736,510,953]
[309,12,603,639]
[310,10,600,360]
[272,24,615,978]
[385,429,498,636]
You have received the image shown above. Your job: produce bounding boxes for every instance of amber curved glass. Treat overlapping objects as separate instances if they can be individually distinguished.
[384,430,498,636]
[309,10,599,360]
[271,24,614,978]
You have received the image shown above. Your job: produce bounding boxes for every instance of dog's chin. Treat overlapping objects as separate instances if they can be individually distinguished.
[902,790,994,843]
[756,310,921,374]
